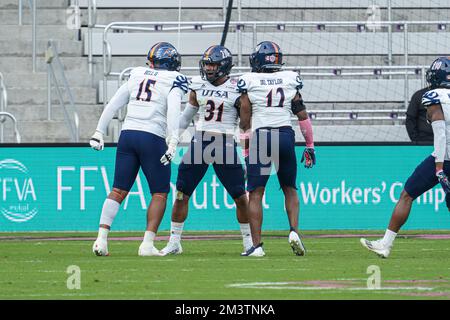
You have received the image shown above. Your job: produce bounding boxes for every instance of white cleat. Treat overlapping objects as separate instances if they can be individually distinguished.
[289,231,306,256]
[92,239,109,256]
[160,241,183,256]
[241,243,265,257]
[138,243,163,257]
[360,238,391,258]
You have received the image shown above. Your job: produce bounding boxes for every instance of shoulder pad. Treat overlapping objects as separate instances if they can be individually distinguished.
[171,74,190,94]
[189,76,205,91]
[237,74,250,93]
[422,90,441,107]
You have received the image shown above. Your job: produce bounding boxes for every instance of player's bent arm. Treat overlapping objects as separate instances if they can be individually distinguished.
[96,83,130,134]
[179,91,199,132]
[238,94,252,157]
[166,87,184,144]
[90,82,130,150]
[292,93,314,148]
[427,104,446,171]
[239,93,252,132]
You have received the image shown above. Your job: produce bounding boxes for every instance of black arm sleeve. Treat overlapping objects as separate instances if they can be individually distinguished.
[291,97,306,115]
[405,91,421,141]
[234,97,241,117]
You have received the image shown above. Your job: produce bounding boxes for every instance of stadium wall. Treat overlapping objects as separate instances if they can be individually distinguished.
[0,144,448,232]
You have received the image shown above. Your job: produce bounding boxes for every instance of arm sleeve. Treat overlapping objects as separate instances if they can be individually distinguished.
[432,120,446,163]
[298,118,314,148]
[405,91,420,141]
[179,103,198,131]
[166,87,184,141]
[96,82,130,134]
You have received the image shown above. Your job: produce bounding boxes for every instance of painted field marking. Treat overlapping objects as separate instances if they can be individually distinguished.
[226,281,435,292]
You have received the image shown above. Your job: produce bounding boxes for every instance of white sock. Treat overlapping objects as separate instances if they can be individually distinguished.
[382,229,397,247]
[99,198,120,227]
[98,227,109,241]
[143,231,156,245]
[169,222,184,243]
[239,223,253,249]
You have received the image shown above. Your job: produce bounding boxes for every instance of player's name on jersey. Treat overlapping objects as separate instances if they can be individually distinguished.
[199,89,230,98]
[144,69,159,76]
[259,78,283,85]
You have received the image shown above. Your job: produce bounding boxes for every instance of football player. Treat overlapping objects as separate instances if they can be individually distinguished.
[238,41,316,257]
[90,42,188,256]
[361,57,450,258]
[160,45,253,255]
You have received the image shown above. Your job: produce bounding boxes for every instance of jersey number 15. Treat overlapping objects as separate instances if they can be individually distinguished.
[136,79,157,102]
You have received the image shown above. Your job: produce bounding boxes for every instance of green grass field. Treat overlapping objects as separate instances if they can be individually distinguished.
[0,231,449,300]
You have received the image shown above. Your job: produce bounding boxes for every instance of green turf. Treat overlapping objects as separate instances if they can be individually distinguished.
[0,233,449,300]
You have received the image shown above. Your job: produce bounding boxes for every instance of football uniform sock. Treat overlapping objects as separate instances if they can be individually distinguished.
[169,222,184,243]
[143,231,156,244]
[98,227,109,241]
[382,229,397,247]
[99,198,120,227]
[239,223,253,249]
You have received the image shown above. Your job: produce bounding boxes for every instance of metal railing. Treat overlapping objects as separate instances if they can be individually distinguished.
[0,112,21,143]
[98,20,449,107]
[46,40,80,142]
[0,72,9,141]
[18,0,37,73]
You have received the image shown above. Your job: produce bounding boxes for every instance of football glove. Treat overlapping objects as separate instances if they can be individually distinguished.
[160,137,178,166]
[301,147,316,169]
[89,130,104,151]
[436,170,450,194]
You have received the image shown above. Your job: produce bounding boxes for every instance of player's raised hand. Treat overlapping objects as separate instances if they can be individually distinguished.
[301,147,316,169]
[89,130,104,151]
[436,170,450,193]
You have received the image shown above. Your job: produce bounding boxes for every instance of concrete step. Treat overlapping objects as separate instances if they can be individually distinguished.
[16,119,97,142]
[0,8,69,25]
[0,119,97,143]
[0,25,79,40]
[0,0,70,9]
[2,71,96,88]
[0,56,89,73]
[7,87,97,105]
[6,104,103,122]
[0,39,82,57]
[83,8,224,26]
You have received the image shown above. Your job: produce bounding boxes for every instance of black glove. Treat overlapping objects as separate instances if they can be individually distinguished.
[301,147,316,169]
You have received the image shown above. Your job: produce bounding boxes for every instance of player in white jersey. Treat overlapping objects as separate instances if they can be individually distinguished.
[159,45,253,255]
[89,42,188,257]
[361,57,450,258]
[238,41,316,257]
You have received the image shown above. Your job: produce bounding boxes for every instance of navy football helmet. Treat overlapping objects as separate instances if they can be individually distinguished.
[199,45,233,83]
[249,41,283,73]
[426,57,450,89]
[147,42,181,71]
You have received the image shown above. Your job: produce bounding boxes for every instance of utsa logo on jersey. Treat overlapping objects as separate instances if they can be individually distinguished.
[190,76,240,134]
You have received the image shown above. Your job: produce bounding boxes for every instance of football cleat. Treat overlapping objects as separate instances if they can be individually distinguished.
[289,231,306,256]
[138,243,163,257]
[160,241,183,256]
[241,243,265,257]
[92,239,109,256]
[360,238,391,258]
